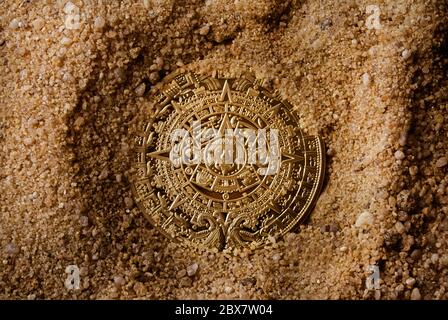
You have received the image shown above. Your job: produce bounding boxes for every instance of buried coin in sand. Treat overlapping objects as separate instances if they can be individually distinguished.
[131,70,325,250]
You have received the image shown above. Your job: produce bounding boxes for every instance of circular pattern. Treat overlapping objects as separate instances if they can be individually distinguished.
[131,69,325,250]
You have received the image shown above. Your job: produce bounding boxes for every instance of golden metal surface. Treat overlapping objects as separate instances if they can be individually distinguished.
[131,70,325,250]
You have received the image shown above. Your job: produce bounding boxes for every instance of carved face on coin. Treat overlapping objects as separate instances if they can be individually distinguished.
[131,70,325,250]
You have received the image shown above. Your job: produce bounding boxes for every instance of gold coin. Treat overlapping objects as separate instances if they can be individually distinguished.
[131,69,325,250]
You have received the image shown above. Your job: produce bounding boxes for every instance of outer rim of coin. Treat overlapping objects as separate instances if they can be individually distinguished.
[131,68,326,250]
[288,134,325,232]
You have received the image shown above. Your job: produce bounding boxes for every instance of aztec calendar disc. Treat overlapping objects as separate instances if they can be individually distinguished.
[131,69,325,250]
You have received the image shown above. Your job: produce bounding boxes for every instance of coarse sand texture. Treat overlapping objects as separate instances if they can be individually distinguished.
[1,0,447,299]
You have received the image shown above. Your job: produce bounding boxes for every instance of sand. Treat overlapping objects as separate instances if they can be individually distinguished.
[1,0,447,299]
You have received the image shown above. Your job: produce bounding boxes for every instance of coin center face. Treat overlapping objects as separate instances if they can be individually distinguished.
[177,107,273,204]
[131,70,325,250]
